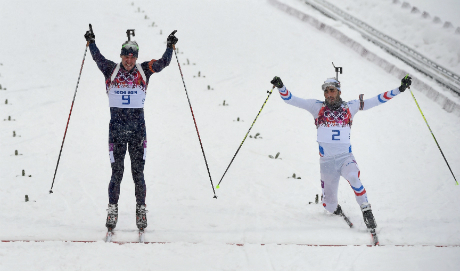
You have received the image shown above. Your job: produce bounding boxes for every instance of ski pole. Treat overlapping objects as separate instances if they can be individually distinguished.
[407,75,458,185]
[216,86,275,189]
[49,24,92,194]
[172,31,217,199]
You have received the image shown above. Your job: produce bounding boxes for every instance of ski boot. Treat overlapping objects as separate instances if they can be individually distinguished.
[106,203,118,230]
[361,203,379,245]
[361,202,377,229]
[333,204,343,216]
[136,204,148,230]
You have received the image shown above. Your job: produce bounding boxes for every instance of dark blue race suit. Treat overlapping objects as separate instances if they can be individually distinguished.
[89,42,173,205]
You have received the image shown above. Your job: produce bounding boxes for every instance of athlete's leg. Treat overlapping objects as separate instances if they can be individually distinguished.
[340,154,377,229]
[128,136,147,206]
[320,157,341,213]
[340,154,368,206]
[108,142,127,204]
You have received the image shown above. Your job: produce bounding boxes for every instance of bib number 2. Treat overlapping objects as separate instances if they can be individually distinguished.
[122,95,130,105]
[332,130,340,141]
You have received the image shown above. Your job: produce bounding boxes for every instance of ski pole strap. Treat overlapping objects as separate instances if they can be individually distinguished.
[359,94,364,110]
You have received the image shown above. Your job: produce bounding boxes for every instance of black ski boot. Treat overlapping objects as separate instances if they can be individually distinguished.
[333,204,343,216]
[106,203,118,230]
[136,204,148,230]
[361,203,377,229]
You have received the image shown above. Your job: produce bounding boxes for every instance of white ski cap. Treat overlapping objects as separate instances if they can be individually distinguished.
[322,78,341,91]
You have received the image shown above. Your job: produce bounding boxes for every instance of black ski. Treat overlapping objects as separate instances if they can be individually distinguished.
[334,205,353,228]
[340,212,353,228]
[370,229,379,246]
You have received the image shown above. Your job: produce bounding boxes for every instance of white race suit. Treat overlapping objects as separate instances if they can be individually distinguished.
[277,85,402,213]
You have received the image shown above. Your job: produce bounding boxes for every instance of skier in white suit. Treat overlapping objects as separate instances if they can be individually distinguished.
[270,75,412,230]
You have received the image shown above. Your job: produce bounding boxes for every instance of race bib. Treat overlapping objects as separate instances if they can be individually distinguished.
[107,64,147,108]
[317,126,351,144]
[107,87,146,108]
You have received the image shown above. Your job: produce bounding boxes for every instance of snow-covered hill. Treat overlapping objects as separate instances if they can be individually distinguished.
[331,0,460,74]
[1,0,459,270]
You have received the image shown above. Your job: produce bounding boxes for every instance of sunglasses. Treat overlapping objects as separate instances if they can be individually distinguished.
[322,82,340,91]
[122,43,139,51]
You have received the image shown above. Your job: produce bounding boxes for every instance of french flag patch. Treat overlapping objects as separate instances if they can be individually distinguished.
[378,90,396,103]
[279,86,292,100]
[349,183,367,196]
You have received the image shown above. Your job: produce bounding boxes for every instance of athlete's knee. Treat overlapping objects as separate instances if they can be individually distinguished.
[347,174,362,188]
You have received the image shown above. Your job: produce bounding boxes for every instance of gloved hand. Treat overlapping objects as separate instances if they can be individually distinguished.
[167,31,178,49]
[271,76,284,88]
[84,30,95,44]
[399,75,412,92]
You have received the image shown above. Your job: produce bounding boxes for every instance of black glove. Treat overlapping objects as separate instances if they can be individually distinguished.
[271,76,284,88]
[399,75,412,92]
[84,30,95,44]
[167,31,178,48]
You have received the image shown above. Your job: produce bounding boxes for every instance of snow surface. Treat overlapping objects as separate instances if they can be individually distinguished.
[1,0,459,270]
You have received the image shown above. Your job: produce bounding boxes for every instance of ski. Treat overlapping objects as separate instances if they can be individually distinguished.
[340,212,353,228]
[334,205,353,228]
[341,213,353,228]
[105,229,145,243]
[106,229,113,242]
[370,229,379,246]
[139,230,145,243]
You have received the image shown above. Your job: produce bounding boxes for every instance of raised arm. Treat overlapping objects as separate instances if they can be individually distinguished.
[142,31,178,76]
[85,28,117,79]
[88,43,117,80]
[361,87,402,111]
[141,47,173,75]
[349,75,412,114]
[271,76,323,117]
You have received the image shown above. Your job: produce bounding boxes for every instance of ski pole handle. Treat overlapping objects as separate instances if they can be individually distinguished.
[86,24,94,47]
[404,74,411,89]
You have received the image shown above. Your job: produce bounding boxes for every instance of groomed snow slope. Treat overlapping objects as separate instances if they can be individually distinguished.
[0,0,459,270]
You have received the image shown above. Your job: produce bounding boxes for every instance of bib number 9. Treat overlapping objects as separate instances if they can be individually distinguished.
[122,95,130,105]
[332,130,340,141]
